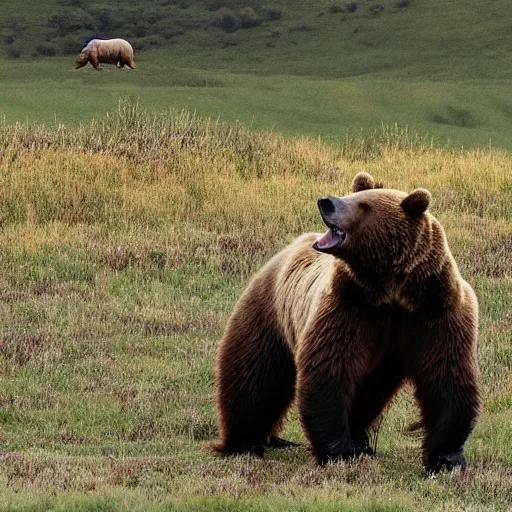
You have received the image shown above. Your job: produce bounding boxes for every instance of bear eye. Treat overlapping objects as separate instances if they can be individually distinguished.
[358,202,371,212]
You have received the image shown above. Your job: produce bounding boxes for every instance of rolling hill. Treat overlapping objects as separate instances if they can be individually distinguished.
[2,1,512,149]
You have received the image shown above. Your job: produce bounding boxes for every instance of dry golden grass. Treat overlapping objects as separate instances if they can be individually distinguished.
[0,103,511,511]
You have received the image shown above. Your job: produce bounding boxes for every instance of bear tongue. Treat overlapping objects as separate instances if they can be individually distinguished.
[316,228,337,250]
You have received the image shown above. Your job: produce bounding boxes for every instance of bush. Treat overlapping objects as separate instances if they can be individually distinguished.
[211,8,241,32]
[262,6,282,21]
[35,44,57,57]
[5,45,21,59]
[206,0,224,10]
[140,8,163,25]
[130,37,148,51]
[205,0,244,9]
[8,17,28,32]
[239,7,262,28]
[289,24,315,32]
[87,6,125,33]
[430,106,479,129]
[159,27,185,39]
[329,4,345,13]
[59,35,82,55]
[395,0,410,7]
[345,2,358,12]
[48,9,96,36]
[145,35,166,47]
[133,23,152,38]
[165,0,191,7]
[128,35,165,51]
[57,0,86,7]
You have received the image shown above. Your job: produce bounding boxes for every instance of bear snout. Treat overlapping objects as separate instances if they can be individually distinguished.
[318,197,342,216]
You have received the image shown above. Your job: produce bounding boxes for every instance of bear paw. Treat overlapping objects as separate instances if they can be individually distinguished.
[210,441,265,458]
[426,450,467,475]
[266,436,301,449]
[317,440,372,465]
[353,432,375,457]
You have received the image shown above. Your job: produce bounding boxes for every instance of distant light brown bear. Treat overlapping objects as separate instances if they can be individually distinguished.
[75,38,135,70]
[213,172,481,475]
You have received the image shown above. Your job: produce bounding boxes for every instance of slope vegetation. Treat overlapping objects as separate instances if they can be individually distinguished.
[1,104,511,511]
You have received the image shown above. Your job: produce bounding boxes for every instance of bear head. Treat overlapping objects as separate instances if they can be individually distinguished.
[75,52,89,68]
[314,172,432,277]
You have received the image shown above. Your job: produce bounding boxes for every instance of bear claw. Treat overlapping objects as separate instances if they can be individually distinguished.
[266,436,301,448]
[426,450,467,475]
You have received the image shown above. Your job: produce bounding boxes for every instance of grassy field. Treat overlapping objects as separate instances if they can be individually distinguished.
[3,55,512,151]
[0,103,511,511]
[3,0,512,150]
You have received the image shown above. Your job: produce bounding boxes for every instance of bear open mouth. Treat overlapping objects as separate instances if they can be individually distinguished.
[314,222,346,252]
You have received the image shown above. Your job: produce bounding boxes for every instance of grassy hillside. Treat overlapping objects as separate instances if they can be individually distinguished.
[3,0,512,81]
[2,1,512,149]
[0,103,511,511]
[3,56,512,150]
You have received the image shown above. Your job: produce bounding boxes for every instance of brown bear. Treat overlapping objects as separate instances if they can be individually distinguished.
[75,39,135,71]
[212,172,481,474]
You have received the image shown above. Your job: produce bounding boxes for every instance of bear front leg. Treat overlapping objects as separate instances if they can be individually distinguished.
[297,319,375,465]
[407,305,481,475]
[213,286,297,457]
[298,367,357,464]
[90,51,101,70]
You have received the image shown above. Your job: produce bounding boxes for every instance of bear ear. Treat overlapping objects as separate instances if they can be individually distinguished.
[401,188,431,216]
[352,172,377,193]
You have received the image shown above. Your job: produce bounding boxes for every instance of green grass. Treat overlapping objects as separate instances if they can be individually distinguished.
[0,105,511,510]
[3,1,512,149]
[2,1,512,508]
[3,55,512,150]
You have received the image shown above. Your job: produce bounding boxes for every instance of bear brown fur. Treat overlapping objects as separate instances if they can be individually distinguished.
[212,172,481,474]
[75,39,135,70]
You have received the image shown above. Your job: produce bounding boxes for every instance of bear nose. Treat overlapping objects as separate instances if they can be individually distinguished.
[318,197,337,215]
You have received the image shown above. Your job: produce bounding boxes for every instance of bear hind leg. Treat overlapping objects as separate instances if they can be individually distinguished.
[407,312,481,475]
[213,325,296,457]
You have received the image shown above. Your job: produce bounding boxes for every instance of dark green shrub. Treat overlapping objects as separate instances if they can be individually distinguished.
[133,23,151,38]
[140,8,163,25]
[130,37,148,51]
[87,7,125,33]
[430,106,479,129]
[289,24,314,32]
[145,35,166,47]
[59,35,82,54]
[48,9,96,36]
[223,39,238,48]
[165,0,191,7]
[211,8,241,32]
[369,4,384,14]
[159,27,185,39]
[206,0,224,10]
[345,2,358,12]
[8,17,28,32]
[329,4,345,13]
[395,0,410,7]
[205,0,244,9]
[57,0,86,7]
[262,6,282,21]
[6,45,21,59]
[239,7,262,28]
[36,44,57,57]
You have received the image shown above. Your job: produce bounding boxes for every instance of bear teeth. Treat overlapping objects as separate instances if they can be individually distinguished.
[332,227,342,237]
